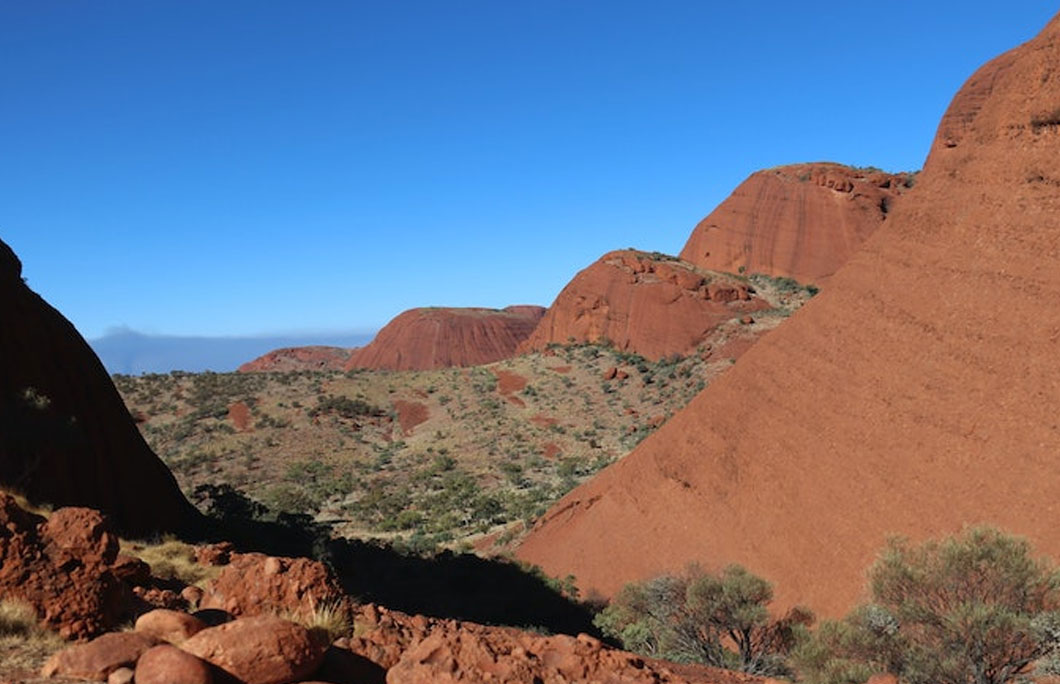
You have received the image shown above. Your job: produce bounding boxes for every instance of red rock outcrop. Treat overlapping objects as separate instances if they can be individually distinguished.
[0,239,201,537]
[344,306,545,371]
[0,495,132,639]
[349,605,774,684]
[679,163,915,284]
[198,552,351,621]
[518,12,1060,619]
[518,250,767,361]
[238,346,353,373]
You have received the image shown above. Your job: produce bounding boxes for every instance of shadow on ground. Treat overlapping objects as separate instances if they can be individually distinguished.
[192,484,599,637]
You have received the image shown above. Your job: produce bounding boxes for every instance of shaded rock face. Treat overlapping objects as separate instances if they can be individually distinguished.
[518,250,767,361]
[238,345,354,373]
[517,13,1060,619]
[0,239,201,537]
[679,163,915,284]
[344,305,545,371]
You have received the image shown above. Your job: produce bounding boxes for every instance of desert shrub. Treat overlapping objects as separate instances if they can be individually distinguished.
[594,564,812,676]
[308,394,381,419]
[262,483,319,515]
[796,527,1060,684]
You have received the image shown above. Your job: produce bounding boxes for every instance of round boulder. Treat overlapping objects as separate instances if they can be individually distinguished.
[135,644,213,684]
[135,608,207,645]
[181,615,327,684]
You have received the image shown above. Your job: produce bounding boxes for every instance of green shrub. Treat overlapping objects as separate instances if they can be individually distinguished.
[797,527,1060,684]
[595,564,812,675]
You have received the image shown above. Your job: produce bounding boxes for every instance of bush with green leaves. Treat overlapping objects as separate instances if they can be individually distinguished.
[594,564,812,676]
[796,527,1060,684]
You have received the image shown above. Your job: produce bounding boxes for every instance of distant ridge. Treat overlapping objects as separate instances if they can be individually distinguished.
[343,305,545,371]
[90,328,373,374]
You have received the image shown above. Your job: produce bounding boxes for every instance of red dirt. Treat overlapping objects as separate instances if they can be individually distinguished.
[680,163,915,284]
[238,346,353,373]
[530,414,558,428]
[494,370,528,395]
[542,443,561,459]
[345,306,545,371]
[518,13,1060,619]
[392,400,429,436]
[0,240,201,537]
[226,402,252,432]
[518,250,768,361]
[549,365,571,373]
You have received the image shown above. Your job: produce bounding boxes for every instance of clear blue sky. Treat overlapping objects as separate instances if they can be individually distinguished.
[2,2,1055,339]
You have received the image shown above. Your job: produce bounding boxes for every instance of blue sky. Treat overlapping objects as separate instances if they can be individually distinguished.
[2,2,1055,339]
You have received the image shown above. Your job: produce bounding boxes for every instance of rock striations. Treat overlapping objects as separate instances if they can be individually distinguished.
[344,305,545,371]
[518,250,767,361]
[517,13,1060,618]
[0,239,201,537]
[679,163,915,284]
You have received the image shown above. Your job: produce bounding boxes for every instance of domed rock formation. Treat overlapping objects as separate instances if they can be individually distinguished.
[518,250,768,361]
[0,239,201,537]
[238,345,353,372]
[679,163,915,284]
[518,13,1060,618]
[344,305,545,371]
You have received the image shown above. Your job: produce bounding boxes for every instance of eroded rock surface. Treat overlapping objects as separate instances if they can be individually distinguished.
[679,163,914,284]
[518,250,766,360]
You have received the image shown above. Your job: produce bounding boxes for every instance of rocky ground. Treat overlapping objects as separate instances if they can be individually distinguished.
[0,492,777,684]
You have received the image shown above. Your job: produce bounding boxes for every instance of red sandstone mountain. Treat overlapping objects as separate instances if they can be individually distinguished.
[518,250,767,361]
[239,345,353,372]
[679,163,915,284]
[518,13,1060,618]
[344,305,546,371]
[0,239,201,537]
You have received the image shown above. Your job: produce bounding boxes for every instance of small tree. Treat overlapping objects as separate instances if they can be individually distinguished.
[797,527,1060,684]
[594,564,813,676]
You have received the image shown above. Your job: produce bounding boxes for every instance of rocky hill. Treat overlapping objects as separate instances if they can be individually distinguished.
[517,250,801,361]
[679,163,915,284]
[239,345,354,373]
[0,239,201,537]
[343,305,546,372]
[517,13,1060,618]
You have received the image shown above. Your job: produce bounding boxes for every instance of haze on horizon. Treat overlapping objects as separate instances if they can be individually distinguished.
[2,1,1053,341]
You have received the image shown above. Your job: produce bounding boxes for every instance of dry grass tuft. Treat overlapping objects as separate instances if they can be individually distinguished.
[0,598,64,675]
[279,599,352,643]
[0,599,40,639]
[0,486,53,518]
[119,536,219,587]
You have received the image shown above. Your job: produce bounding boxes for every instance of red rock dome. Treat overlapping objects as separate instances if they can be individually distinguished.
[518,13,1060,618]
